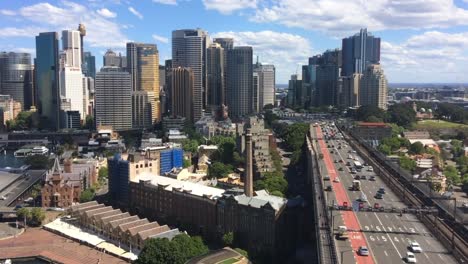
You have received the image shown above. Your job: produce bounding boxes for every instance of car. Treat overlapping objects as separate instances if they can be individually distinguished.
[374,203,380,209]
[323,175,331,181]
[369,176,376,181]
[375,193,383,199]
[406,252,417,263]
[338,167,344,171]
[333,178,340,183]
[343,201,349,207]
[358,246,369,256]
[14,204,23,210]
[409,242,422,253]
[360,193,368,202]
[325,185,333,192]
[351,169,357,174]
[367,166,374,172]
[354,175,360,180]
[360,175,367,180]
[359,202,365,210]
[0,196,6,200]
[330,150,334,154]
[378,187,386,194]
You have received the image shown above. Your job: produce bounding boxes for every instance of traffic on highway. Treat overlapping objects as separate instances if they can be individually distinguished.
[313,121,457,264]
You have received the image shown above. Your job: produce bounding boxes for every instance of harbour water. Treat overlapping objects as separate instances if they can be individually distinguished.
[0,151,24,168]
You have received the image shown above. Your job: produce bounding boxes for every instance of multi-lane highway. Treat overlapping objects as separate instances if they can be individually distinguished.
[313,122,457,264]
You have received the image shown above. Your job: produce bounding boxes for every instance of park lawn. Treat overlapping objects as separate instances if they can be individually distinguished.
[219,258,241,264]
[414,120,468,130]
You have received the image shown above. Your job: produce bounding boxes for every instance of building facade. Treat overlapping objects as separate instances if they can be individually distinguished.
[360,64,388,110]
[35,32,60,130]
[171,67,194,121]
[253,63,275,110]
[341,73,362,107]
[83,51,96,79]
[342,28,381,77]
[0,52,33,110]
[316,49,341,107]
[103,49,126,68]
[172,29,208,121]
[206,43,225,112]
[95,66,132,130]
[226,47,253,118]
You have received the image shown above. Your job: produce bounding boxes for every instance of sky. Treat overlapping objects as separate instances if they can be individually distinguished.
[1,0,468,84]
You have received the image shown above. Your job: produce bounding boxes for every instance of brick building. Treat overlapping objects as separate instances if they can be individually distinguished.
[42,158,81,208]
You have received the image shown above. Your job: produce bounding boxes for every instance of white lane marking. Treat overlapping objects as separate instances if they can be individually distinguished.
[424,253,429,259]
[374,212,402,258]
[384,251,389,257]
[438,254,444,260]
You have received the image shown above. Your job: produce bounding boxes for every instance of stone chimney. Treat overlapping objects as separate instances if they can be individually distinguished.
[244,128,253,197]
[64,159,72,173]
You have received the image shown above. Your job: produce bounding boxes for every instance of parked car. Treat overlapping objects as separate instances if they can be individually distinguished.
[406,252,417,263]
[375,193,383,199]
[369,176,376,181]
[409,242,422,253]
[378,187,386,194]
[358,246,369,256]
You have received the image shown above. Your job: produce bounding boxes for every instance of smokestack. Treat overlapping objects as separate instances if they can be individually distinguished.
[244,128,253,197]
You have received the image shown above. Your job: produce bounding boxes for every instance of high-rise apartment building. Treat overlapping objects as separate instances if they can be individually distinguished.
[226,47,253,118]
[0,52,33,110]
[341,73,362,107]
[206,43,224,111]
[316,49,341,106]
[172,29,208,121]
[360,64,387,110]
[95,66,132,130]
[61,30,82,68]
[83,52,96,79]
[253,63,275,110]
[132,91,155,129]
[126,43,160,127]
[35,32,60,130]
[342,28,380,77]
[171,67,194,121]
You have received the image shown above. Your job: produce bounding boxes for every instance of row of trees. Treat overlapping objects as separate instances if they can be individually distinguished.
[136,234,208,264]
[16,207,46,227]
[355,104,417,128]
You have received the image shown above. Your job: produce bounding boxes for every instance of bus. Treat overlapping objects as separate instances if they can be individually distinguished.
[354,161,363,169]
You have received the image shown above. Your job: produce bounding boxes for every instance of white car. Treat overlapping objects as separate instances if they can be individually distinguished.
[0,196,6,200]
[333,178,340,183]
[406,252,417,263]
[409,242,422,253]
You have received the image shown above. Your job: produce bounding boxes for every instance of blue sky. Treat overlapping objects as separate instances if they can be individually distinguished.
[1,0,468,84]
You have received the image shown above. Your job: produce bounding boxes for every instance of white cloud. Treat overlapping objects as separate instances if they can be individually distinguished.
[128,6,143,19]
[97,8,117,18]
[381,31,468,82]
[203,0,258,14]
[0,9,16,16]
[0,27,46,37]
[153,0,178,5]
[152,34,169,43]
[250,0,468,34]
[213,31,312,82]
[2,2,130,48]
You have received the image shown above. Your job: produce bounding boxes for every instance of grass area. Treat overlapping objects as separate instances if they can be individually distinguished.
[219,258,240,264]
[414,119,468,130]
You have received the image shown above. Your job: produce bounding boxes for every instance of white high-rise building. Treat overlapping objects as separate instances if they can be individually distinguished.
[62,30,81,68]
[254,63,275,109]
[360,64,387,110]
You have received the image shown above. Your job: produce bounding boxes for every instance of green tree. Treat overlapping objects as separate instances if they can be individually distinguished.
[444,165,461,185]
[183,159,191,168]
[355,105,386,122]
[270,190,285,197]
[378,144,392,155]
[24,155,51,170]
[400,156,417,172]
[387,103,416,128]
[30,183,42,207]
[16,208,31,222]
[30,207,45,226]
[222,232,234,247]
[255,172,288,196]
[80,189,95,203]
[208,162,233,178]
[83,115,94,130]
[182,139,199,153]
[98,167,108,183]
[409,142,425,155]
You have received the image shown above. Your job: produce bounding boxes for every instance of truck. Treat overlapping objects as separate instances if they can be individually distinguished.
[352,180,361,191]
[338,226,349,240]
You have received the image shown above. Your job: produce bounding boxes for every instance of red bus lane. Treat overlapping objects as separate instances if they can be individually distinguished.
[316,127,375,264]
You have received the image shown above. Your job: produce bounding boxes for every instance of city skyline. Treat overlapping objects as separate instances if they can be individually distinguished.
[1,0,468,83]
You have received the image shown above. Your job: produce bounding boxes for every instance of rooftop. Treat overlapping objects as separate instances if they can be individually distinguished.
[134,173,225,200]
[234,190,287,212]
[357,122,390,127]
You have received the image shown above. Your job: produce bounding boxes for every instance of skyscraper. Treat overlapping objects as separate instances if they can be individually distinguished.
[61,30,82,68]
[253,72,260,112]
[171,67,193,121]
[316,49,341,106]
[172,29,208,121]
[83,52,96,79]
[95,66,132,130]
[341,73,362,107]
[132,91,155,129]
[342,28,380,77]
[35,32,60,130]
[0,52,33,110]
[287,74,302,107]
[213,38,234,50]
[253,63,275,109]
[206,43,224,111]
[226,47,253,118]
[126,43,160,127]
[360,64,387,110]
[104,49,126,68]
